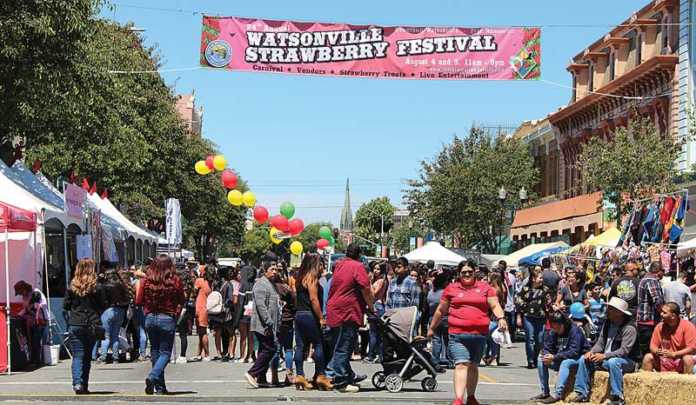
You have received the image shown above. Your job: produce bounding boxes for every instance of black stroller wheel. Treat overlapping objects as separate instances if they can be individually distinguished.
[385,374,403,393]
[421,376,437,392]
[372,372,386,390]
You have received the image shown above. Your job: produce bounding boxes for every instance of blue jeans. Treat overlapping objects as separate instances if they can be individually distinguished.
[69,326,96,388]
[537,357,580,397]
[367,302,385,360]
[294,311,325,376]
[145,313,176,390]
[431,322,450,365]
[328,323,358,386]
[523,316,546,366]
[133,306,148,356]
[272,323,294,371]
[97,307,125,361]
[485,320,500,360]
[573,356,635,399]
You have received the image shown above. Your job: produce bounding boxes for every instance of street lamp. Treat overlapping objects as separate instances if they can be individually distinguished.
[361,206,387,257]
[497,187,528,254]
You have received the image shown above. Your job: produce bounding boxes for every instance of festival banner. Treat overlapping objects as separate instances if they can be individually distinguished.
[200,17,540,80]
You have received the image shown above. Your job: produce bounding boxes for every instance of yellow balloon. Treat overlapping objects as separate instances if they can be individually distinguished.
[242,191,256,207]
[213,155,226,171]
[290,241,303,256]
[227,190,243,206]
[194,160,211,175]
[269,227,282,244]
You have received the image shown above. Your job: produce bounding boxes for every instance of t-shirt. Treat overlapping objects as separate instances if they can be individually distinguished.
[662,281,691,317]
[650,319,696,353]
[427,289,444,318]
[559,286,587,307]
[609,276,639,314]
[443,280,495,336]
[326,258,370,328]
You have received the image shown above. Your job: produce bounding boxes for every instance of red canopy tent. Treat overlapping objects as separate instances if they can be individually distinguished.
[0,202,37,374]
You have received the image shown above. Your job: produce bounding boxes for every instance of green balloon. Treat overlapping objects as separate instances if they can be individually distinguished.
[280,202,295,219]
[328,235,336,246]
[319,226,332,240]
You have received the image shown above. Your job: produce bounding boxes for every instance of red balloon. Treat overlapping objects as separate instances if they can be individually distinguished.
[221,170,238,189]
[316,238,329,249]
[270,215,289,233]
[253,206,269,224]
[288,219,305,236]
[205,155,215,170]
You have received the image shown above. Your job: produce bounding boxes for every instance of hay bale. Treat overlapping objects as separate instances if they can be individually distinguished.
[589,370,696,404]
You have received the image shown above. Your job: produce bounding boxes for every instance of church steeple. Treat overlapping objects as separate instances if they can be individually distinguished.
[340,178,353,231]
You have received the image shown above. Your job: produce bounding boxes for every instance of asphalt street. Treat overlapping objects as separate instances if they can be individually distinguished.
[0,336,542,404]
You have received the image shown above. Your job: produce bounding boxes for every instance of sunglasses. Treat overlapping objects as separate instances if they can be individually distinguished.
[460,271,474,276]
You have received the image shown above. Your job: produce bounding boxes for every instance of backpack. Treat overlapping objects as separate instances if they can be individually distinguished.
[206,291,224,315]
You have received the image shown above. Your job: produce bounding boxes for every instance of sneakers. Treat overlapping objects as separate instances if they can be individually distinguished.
[202,357,212,362]
[245,373,259,388]
[145,378,155,395]
[188,356,202,362]
[565,392,589,403]
[337,384,360,393]
[353,374,367,384]
[539,396,561,404]
[176,356,188,364]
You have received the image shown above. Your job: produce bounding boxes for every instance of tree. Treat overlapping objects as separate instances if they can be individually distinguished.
[578,114,685,225]
[391,223,426,256]
[354,197,395,246]
[405,127,538,252]
[237,225,272,263]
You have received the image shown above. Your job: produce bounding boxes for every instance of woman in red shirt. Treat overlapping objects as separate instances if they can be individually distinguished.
[428,262,507,405]
[137,256,185,395]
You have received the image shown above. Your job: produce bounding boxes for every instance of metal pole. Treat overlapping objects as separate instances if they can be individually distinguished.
[62,226,69,293]
[380,215,384,258]
[41,213,53,344]
[5,227,11,375]
[498,204,503,254]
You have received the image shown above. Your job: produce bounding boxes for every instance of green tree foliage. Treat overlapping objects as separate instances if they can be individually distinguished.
[0,3,245,260]
[578,115,684,224]
[391,223,426,255]
[354,197,395,246]
[237,225,272,263]
[405,127,538,252]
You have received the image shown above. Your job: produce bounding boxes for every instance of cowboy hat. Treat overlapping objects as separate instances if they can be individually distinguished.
[607,297,632,316]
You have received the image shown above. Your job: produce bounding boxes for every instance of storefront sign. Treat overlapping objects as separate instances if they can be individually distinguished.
[200,16,540,80]
[64,183,86,219]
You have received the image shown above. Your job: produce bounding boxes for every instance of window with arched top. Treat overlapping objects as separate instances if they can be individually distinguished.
[662,14,671,53]
[636,32,643,65]
[609,50,616,81]
[588,63,594,92]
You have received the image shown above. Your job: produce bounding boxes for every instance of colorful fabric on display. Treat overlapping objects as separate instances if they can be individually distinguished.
[659,197,675,225]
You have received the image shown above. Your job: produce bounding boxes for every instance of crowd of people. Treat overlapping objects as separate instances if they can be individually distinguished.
[52,240,696,405]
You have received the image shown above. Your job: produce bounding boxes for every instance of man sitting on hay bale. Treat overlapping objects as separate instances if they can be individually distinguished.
[566,297,639,405]
[641,302,696,374]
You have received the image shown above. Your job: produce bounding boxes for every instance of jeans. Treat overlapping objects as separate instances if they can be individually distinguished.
[505,310,516,341]
[133,306,148,357]
[248,332,278,382]
[30,325,46,364]
[637,324,655,359]
[68,326,96,389]
[537,357,580,397]
[272,323,294,371]
[294,311,325,376]
[145,313,176,390]
[574,356,635,399]
[367,302,385,360]
[328,322,358,387]
[431,322,450,365]
[485,320,500,360]
[523,316,546,366]
[98,307,126,361]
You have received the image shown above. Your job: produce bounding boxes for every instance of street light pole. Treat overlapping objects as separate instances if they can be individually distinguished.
[498,187,507,254]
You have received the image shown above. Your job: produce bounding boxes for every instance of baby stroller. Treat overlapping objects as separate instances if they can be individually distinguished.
[371,306,439,393]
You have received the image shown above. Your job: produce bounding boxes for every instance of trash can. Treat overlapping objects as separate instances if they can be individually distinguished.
[42,344,60,366]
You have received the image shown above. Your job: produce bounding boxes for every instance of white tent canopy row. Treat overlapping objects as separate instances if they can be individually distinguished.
[87,193,156,243]
[404,241,467,266]
[502,241,570,268]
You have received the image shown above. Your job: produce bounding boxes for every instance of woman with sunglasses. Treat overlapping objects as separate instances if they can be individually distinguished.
[428,261,507,405]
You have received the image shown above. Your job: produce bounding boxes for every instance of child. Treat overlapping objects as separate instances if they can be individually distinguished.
[586,283,606,342]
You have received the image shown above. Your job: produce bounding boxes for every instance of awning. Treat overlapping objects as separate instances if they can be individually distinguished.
[404,241,466,266]
[502,241,570,268]
[87,194,155,242]
[584,227,621,248]
[519,245,569,266]
[677,237,696,258]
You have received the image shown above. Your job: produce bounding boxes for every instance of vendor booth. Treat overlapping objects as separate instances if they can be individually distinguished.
[502,241,569,268]
[404,241,466,266]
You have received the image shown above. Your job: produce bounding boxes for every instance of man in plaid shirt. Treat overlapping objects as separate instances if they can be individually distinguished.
[386,257,421,311]
[636,262,664,357]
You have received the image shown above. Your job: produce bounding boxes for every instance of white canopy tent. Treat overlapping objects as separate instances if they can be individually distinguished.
[502,241,570,268]
[677,237,696,258]
[404,241,466,266]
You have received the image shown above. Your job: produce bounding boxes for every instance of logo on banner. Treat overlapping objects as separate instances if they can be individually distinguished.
[205,40,233,68]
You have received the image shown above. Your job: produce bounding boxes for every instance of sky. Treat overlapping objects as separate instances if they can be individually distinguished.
[102,0,644,225]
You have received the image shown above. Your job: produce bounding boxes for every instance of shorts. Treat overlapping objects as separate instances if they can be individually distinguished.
[448,333,486,365]
[209,318,235,334]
